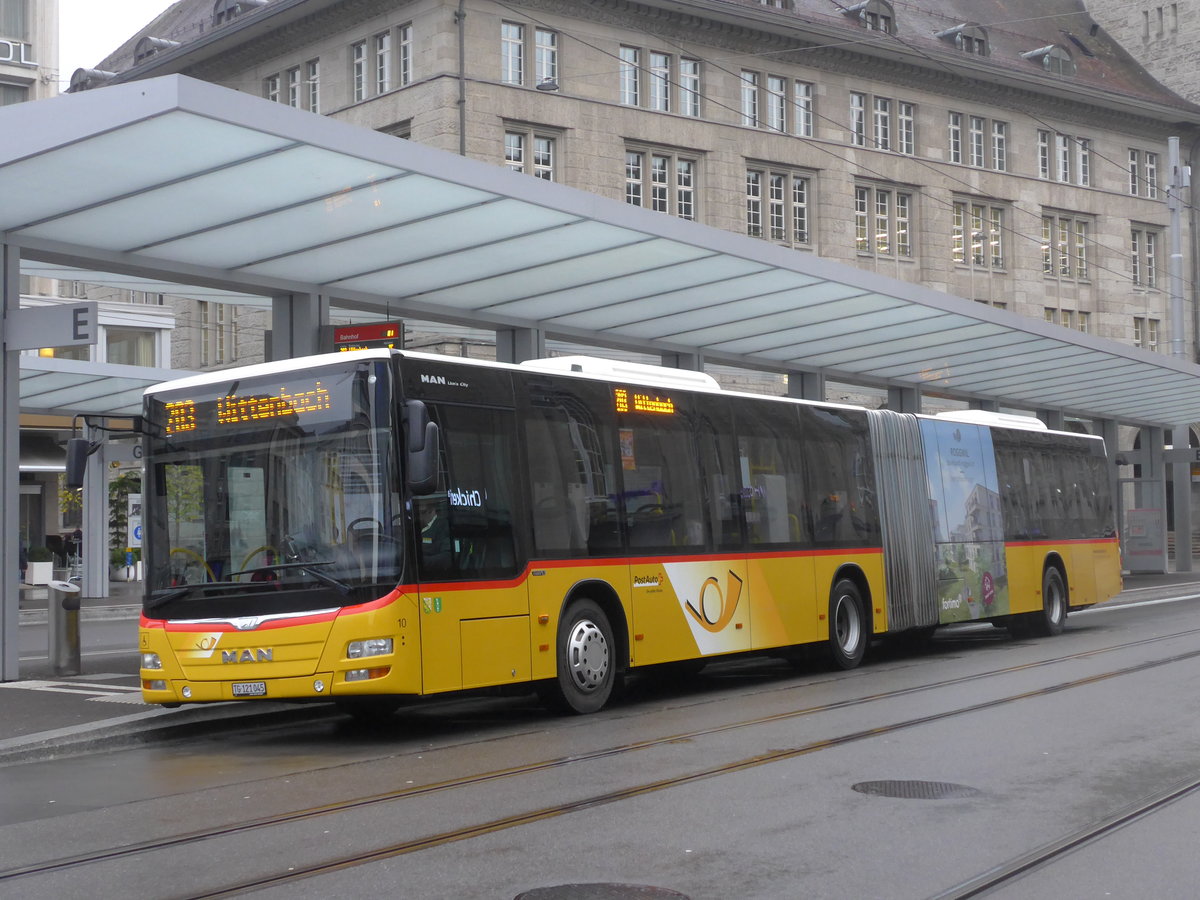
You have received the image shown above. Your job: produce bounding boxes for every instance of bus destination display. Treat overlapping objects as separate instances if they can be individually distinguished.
[614,387,675,415]
[162,379,336,436]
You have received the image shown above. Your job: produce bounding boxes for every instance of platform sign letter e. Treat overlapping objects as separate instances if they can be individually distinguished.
[5,302,99,351]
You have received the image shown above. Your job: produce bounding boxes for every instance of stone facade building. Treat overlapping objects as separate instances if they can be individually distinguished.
[77,0,1200,409]
[1086,2,1197,103]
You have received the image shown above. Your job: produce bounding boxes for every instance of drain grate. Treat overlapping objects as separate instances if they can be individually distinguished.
[852,779,982,800]
[515,885,689,899]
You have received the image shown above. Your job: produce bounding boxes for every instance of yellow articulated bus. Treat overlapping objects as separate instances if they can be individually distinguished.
[133,350,1121,716]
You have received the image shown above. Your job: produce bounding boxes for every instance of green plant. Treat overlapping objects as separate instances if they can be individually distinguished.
[108,471,142,556]
[26,546,54,563]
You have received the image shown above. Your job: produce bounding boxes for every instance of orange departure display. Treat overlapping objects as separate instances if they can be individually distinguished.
[614,387,676,415]
[164,382,333,436]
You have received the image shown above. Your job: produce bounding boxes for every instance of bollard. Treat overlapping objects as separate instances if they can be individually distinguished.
[47,580,81,676]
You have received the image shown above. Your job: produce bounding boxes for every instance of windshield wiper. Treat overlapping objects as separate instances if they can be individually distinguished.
[145,580,272,611]
[228,561,352,596]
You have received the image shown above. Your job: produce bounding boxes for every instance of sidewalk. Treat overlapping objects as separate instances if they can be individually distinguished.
[4,570,1200,765]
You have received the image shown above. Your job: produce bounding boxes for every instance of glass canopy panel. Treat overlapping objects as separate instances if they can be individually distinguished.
[936,346,1100,390]
[740,310,959,359]
[0,114,293,231]
[19,147,403,252]
[889,337,1068,381]
[967,357,1131,393]
[800,323,1009,368]
[1048,375,1181,405]
[554,269,818,332]
[140,175,494,268]
[414,239,715,310]
[337,220,644,296]
[244,199,578,283]
[699,293,906,353]
[490,255,769,322]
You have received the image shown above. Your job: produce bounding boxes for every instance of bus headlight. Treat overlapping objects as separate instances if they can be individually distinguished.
[141,652,163,670]
[347,638,393,659]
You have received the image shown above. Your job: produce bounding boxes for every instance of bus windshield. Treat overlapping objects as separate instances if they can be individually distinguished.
[142,359,403,617]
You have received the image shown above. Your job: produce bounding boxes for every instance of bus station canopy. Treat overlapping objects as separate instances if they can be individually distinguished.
[3,75,1199,427]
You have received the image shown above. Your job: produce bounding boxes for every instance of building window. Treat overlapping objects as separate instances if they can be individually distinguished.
[1134,316,1160,351]
[306,59,320,113]
[505,129,556,180]
[648,52,670,112]
[375,31,392,94]
[285,68,300,107]
[106,329,156,367]
[0,82,28,105]
[264,73,280,102]
[1130,149,1160,198]
[619,46,640,105]
[873,97,891,151]
[746,72,815,135]
[968,116,984,167]
[746,167,812,247]
[845,1,895,34]
[1042,214,1091,280]
[855,184,912,258]
[680,58,700,117]
[1038,130,1091,185]
[850,92,867,146]
[951,113,1005,169]
[351,40,367,101]
[212,0,263,27]
[795,82,815,137]
[1,0,29,40]
[1022,44,1075,75]
[502,22,525,86]
[938,24,987,54]
[947,112,962,163]
[991,122,1007,172]
[626,149,696,220]
[535,28,557,87]
[622,49,700,115]
[741,71,759,126]
[398,25,413,86]
[897,101,915,155]
[199,302,236,366]
[1131,227,1161,289]
[953,201,1006,269]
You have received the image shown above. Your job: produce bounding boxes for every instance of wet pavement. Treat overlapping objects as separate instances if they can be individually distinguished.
[2,569,1200,765]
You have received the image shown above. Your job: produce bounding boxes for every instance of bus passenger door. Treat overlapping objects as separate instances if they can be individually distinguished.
[411,402,529,695]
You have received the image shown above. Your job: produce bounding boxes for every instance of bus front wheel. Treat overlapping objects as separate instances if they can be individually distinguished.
[825,579,867,670]
[545,599,616,715]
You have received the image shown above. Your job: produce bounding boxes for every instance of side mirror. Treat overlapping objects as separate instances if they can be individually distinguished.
[65,438,91,489]
[403,400,440,495]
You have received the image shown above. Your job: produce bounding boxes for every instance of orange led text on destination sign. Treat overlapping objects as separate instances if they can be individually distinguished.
[614,388,676,415]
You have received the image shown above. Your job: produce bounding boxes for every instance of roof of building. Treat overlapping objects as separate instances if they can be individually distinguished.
[81,0,1200,122]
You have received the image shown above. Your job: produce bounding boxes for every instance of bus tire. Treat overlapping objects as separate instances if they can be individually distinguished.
[1030,566,1067,637]
[825,578,867,670]
[546,599,616,715]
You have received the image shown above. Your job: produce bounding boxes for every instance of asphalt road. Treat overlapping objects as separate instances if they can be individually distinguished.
[3,577,1200,898]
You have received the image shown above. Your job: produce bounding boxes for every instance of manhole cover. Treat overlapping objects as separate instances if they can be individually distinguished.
[515,885,689,899]
[852,779,982,800]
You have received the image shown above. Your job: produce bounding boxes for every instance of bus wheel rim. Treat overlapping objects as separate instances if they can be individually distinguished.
[568,620,609,692]
[835,595,861,652]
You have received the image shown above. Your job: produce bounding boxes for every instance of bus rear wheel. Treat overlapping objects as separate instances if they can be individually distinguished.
[1031,566,1067,637]
[545,599,617,715]
[825,579,867,670]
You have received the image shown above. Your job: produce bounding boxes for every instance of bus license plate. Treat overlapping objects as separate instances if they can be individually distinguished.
[232,681,267,697]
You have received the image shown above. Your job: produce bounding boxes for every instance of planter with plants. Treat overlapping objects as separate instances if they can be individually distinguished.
[24,547,54,585]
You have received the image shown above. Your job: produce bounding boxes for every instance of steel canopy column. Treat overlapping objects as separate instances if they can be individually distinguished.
[1037,408,1066,431]
[887,385,921,413]
[270,292,328,361]
[82,420,108,598]
[787,371,825,401]
[662,351,704,371]
[1,244,20,681]
[496,327,544,364]
[1172,424,1193,572]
